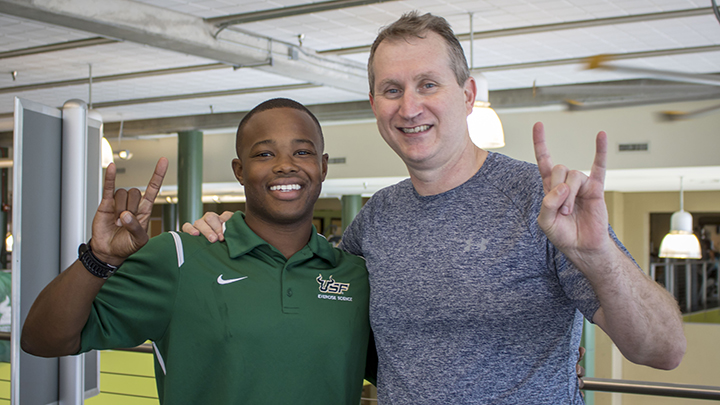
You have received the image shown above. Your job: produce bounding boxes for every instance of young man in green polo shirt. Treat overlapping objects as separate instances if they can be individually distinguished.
[21,98,371,404]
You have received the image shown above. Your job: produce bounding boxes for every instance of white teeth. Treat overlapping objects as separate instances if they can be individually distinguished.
[402,125,430,134]
[270,184,301,192]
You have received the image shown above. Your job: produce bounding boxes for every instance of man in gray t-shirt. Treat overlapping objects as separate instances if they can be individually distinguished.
[340,152,615,403]
[187,11,686,405]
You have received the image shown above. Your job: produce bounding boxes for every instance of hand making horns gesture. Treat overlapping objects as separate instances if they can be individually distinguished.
[89,158,169,266]
[533,122,612,263]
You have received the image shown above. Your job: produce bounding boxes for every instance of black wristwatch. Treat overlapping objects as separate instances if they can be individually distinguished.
[78,241,119,279]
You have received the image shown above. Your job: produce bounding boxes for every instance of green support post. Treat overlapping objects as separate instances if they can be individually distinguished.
[580,318,595,404]
[162,203,178,232]
[178,130,203,226]
[341,195,362,232]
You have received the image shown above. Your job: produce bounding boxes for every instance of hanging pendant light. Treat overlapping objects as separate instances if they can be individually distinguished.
[659,176,701,259]
[465,14,504,149]
[467,73,505,149]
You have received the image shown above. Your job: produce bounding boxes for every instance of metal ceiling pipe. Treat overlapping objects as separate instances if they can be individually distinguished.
[0,0,368,95]
[320,7,715,56]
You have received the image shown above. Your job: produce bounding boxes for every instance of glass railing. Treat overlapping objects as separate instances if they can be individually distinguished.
[650,259,720,313]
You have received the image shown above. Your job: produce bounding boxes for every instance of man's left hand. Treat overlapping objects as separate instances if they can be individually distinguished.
[533,122,611,265]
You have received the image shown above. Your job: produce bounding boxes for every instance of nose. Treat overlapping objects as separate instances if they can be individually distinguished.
[273,154,299,174]
[398,91,422,120]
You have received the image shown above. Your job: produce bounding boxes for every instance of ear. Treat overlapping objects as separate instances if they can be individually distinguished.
[464,76,477,116]
[321,153,329,182]
[369,92,377,117]
[232,158,244,185]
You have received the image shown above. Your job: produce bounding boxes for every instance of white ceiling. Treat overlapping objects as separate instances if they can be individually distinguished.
[1,0,720,193]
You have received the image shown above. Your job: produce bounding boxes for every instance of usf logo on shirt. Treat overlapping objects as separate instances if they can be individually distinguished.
[317,274,350,295]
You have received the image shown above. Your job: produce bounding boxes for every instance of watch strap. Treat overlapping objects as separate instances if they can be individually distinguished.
[78,242,119,279]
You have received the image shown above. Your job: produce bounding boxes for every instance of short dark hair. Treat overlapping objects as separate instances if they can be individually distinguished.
[236,98,324,157]
[367,11,470,95]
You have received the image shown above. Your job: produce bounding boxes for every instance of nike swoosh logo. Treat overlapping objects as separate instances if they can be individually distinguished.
[217,275,248,285]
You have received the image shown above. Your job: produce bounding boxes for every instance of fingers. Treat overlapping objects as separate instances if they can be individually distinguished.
[532,122,554,187]
[535,122,601,217]
[134,158,169,229]
[127,188,142,213]
[102,163,117,202]
[546,165,587,216]
[537,184,569,228]
[142,158,169,207]
[192,212,224,243]
[119,211,149,248]
[590,131,608,184]
[181,222,200,236]
[576,364,586,379]
[561,170,586,215]
[106,158,168,229]
[114,189,128,226]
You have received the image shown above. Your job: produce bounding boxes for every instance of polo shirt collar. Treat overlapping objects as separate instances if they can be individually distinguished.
[224,212,337,266]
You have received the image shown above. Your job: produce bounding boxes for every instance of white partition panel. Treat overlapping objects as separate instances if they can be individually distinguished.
[84,110,102,400]
[12,97,63,405]
[12,98,102,405]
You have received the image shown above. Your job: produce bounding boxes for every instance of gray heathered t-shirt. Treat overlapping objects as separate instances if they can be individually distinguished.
[341,152,603,404]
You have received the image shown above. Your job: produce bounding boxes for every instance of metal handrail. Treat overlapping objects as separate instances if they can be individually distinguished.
[3,331,720,400]
[583,378,720,400]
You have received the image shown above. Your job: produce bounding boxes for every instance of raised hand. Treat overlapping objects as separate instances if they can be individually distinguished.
[90,158,168,266]
[181,211,233,243]
[533,122,611,261]
[533,122,687,370]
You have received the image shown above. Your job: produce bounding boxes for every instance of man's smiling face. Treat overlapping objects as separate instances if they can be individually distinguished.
[233,107,328,227]
[369,31,475,172]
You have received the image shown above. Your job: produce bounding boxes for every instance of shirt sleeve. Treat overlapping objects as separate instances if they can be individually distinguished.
[79,233,180,352]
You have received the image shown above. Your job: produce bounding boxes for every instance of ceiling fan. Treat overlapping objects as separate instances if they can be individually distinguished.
[582,55,720,121]
[561,0,720,121]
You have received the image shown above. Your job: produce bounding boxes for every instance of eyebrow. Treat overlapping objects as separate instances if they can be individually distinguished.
[377,72,440,88]
[250,138,317,149]
[377,78,401,89]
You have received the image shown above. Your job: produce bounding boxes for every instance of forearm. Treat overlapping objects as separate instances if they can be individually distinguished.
[21,260,106,357]
[581,243,686,369]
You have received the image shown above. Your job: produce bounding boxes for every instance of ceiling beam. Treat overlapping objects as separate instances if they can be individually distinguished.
[319,7,715,56]
[92,83,320,109]
[475,45,720,72]
[457,7,714,41]
[206,0,396,27]
[5,41,717,100]
[1,45,717,118]
[0,63,229,94]
[0,0,369,94]
[0,36,118,59]
[4,80,718,143]
[101,100,374,137]
[494,80,720,109]
[0,100,373,143]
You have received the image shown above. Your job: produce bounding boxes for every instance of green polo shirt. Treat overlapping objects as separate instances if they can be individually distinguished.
[80,212,370,404]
